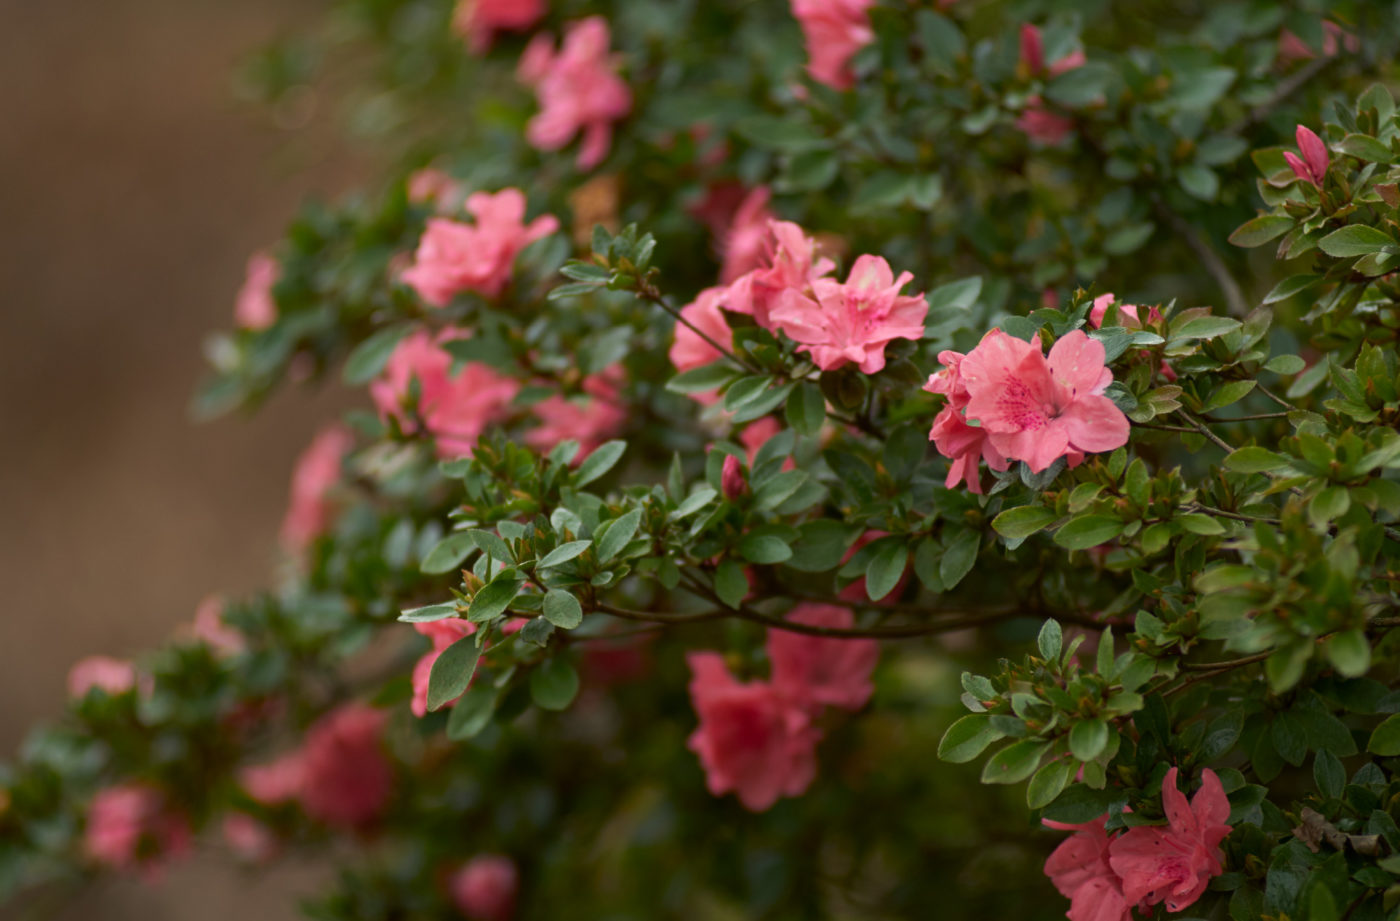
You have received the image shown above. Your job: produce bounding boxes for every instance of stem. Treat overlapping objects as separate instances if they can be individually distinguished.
[1151,194,1250,318]
[637,287,760,374]
[1179,412,1237,454]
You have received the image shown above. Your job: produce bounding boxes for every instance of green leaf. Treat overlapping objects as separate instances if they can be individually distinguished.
[574,440,627,487]
[538,540,592,568]
[1318,225,1396,258]
[398,603,459,623]
[752,471,808,511]
[734,115,828,153]
[714,559,749,608]
[1172,316,1242,340]
[1224,446,1291,474]
[1038,619,1063,660]
[422,532,478,574]
[981,740,1049,785]
[1369,714,1400,755]
[939,530,980,590]
[1053,515,1125,551]
[1263,274,1322,305]
[467,578,523,623]
[542,590,583,629]
[864,540,909,602]
[1177,514,1226,536]
[1264,354,1307,374]
[559,261,610,282]
[1027,758,1075,809]
[723,375,776,412]
[1069,719,1110,761]
[1202,380,1256,412]
[530,658,580,711]
[597,508,643,562]
[672,487,718,520]
[1228,215,1293,248]
[1309,486,1351,527]
[445,683,496,740]
[1045,61,1114,107]
[426,636,480,712]
[1314,749,1345,799]
[992,506,1058,541]
[786,521,860,573]
[739,534,793,565]
[937,714,1004,763]
[1337,133,1393,163]
[1178,163,1219,201]
[786,382,827,436]
[548,282,603,301]
[667,363,733,394]
[1325,629,1370,678]
[925,276,982,312]
[343,324,411,385]
[466,529,513,564]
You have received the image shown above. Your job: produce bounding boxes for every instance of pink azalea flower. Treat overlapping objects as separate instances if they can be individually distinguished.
[956,329,1130,473]
[401,189,559,305]
[790,0,876,91]
[411,619,476,718]
[924,348,1012,493]
[279,424,354,553]
[234,251,278,330]
[1018,99,1077,145]
[240,750,307,805]
[453,0,545,53]
[725,220,836,330]
[767,604,878,711]
[1044,815,1132,921]
[407,168,464,212]
[517,17,632,170]
[370,330,520,458]
[719,187,775,283]
[299,703,394,830]
[1284,125,1329,187]
[1108,767,1232,913]
[223,813,279,863]
[523,367,627,460]
[685,651,822,811]
[450,854,519,921]
[770,254,928,374]
[189,595,245,655]
[84,783,192,877]
[68,655,140,698]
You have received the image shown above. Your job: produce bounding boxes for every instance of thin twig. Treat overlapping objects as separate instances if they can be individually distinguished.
[1226,56,1334,135]
[1151,194,1250,318]
[637,287,760,374]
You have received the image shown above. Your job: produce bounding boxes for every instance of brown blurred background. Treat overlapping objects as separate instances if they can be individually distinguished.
[0,1,367,916]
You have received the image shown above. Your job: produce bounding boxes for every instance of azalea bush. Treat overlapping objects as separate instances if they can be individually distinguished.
[8,1,1400,919]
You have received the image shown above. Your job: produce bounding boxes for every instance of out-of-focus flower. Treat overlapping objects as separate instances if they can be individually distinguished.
[517,18,631,170]
[279,425,354,553]
[299,703,393,830]
[767,604,878,711]
[524,367,627,460]
[450,854,519,921]
[68,656,140,698]
[84,783,191,877]
[235,251,278,330]
[453,0,545,53]
[790,0,875,90]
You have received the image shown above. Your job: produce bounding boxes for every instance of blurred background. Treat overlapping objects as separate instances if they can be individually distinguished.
[0,1,365,916]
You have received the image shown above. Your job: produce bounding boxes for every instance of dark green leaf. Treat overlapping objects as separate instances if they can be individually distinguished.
[530,658,580,711]
[542,590,583,629]
[343,324,411,385]
[426,636,480,712]
[938,713,1004,763]
[574,440,627,487]
[538,540,592,568]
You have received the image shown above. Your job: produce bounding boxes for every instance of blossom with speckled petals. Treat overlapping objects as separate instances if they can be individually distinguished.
[1044,815,1132,921]
[1108,768,1231,913]
[957,329,1129,473]
[769,254,927,374]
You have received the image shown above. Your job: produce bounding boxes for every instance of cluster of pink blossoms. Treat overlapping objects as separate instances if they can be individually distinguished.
[84,783,192,877]
[1045,768,1231,921]
[452,0,545,54]
[402,188,559,306]
[517,17,631,170]
[925,328,1130,493]
[372,330,520,458]
[686,604,878,811]
[522,366,627,460]
[671,218,928,394]
[280,424,354,553]
[238,702,393,835]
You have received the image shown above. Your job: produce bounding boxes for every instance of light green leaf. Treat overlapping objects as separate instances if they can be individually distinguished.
[938,713,1005,763]
[422,532,478,574]
[542,590,583,629]
[1318,225,1396,258]
[538,540,592,568]
[426,636,480,712]
[993,506,1059,541]
[573,440,627,487]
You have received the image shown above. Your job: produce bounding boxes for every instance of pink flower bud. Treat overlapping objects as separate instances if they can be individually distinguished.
[1020,24,1045,76]
[721,454,747,500]
[1291,125,1329,186]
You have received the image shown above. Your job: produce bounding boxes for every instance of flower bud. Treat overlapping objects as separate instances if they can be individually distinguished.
[1288,125,1329,187]
[722,455,747,501]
